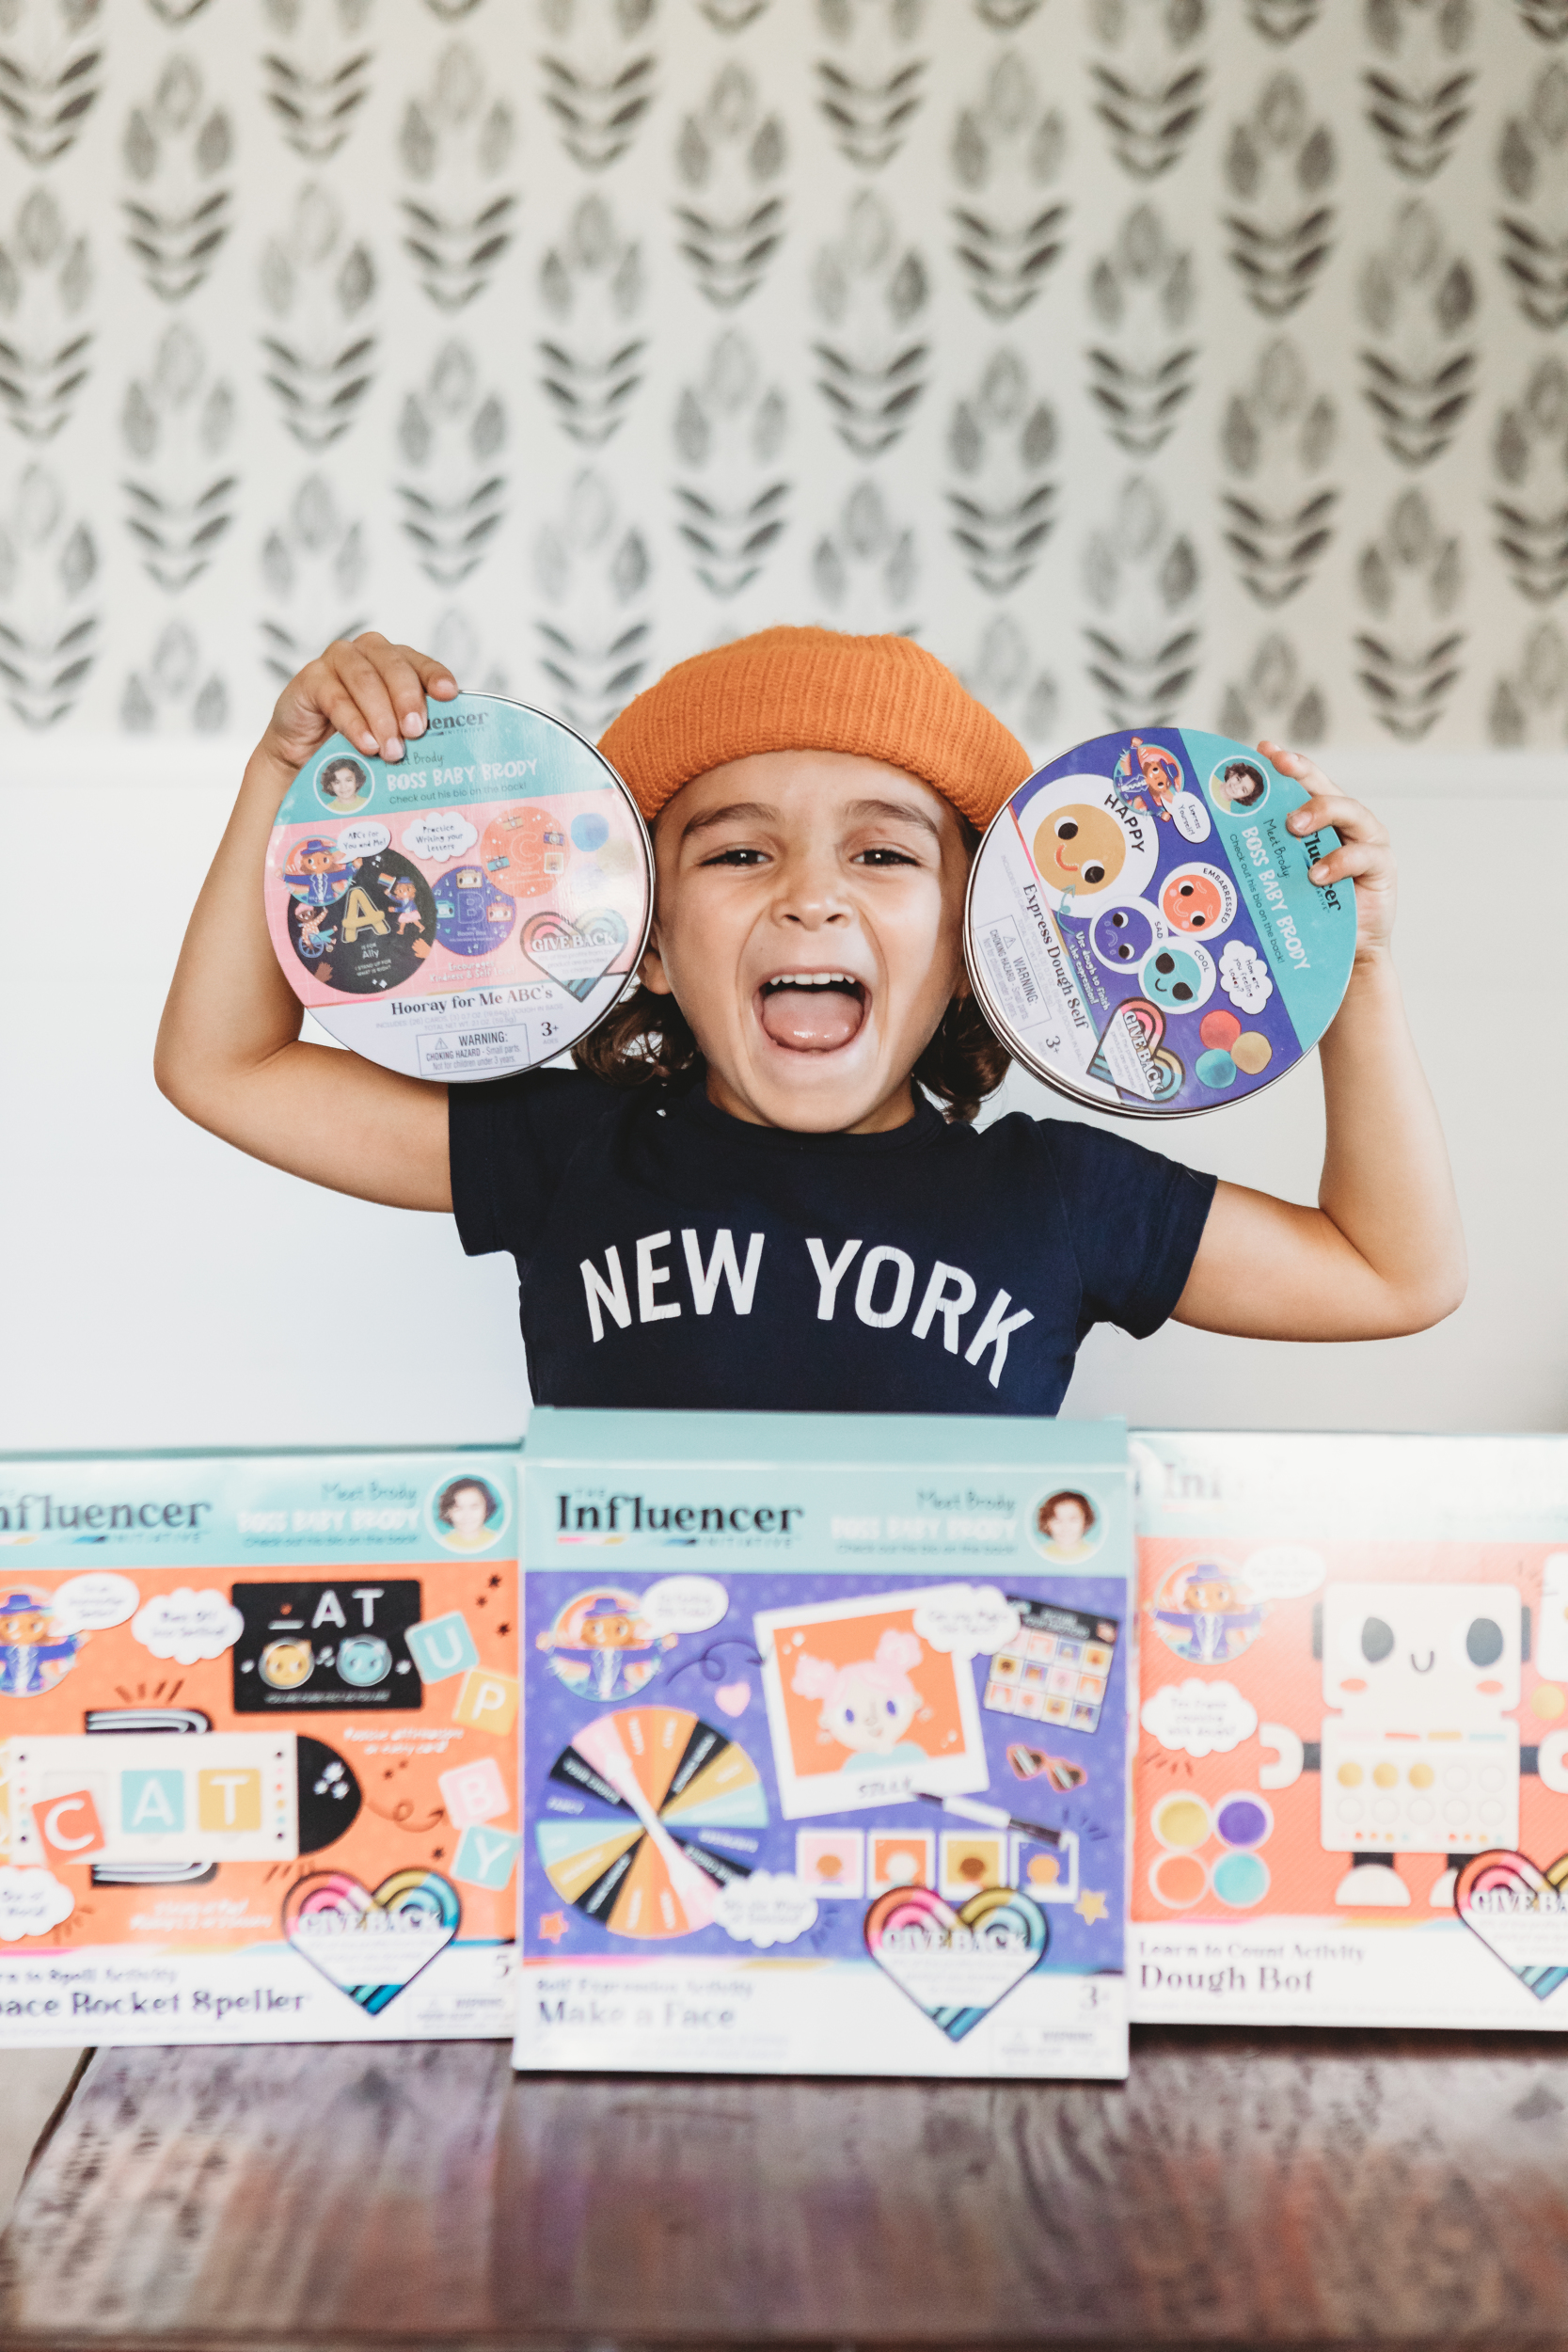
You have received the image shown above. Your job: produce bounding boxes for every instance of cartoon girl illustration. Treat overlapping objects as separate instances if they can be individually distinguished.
[0,1589,85,1696]
[378,873,426,936]
[434,1476,502,1552]
[285,838,354,908]
[792,1628,928,1772]
[1117,736,1183,823]
[1151,1562,1267,1664]
[316,755,372,814]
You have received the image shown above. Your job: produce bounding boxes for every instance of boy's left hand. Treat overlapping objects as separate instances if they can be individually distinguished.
[1259,740,1396,966]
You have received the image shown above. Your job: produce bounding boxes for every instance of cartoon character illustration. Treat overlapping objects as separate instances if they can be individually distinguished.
[294,906,336,962]
[1151,1563,1267,1664]
[284,837,355,908]
[1115,736,1183,823]
[317,755,372,814]
[378,873,427,937]
[536,1586,673,1700]
[1031,803,1128,903]
[792,1628,928,1772]
[435,1476,503,1552]
[0,1589,85,1696]
[1034,1489,1099,1564]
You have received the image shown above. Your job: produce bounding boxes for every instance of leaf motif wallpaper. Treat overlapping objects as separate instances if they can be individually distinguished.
[1,0,1564,755]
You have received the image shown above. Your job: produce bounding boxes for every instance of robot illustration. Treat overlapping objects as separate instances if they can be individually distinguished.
[535,1587,675,1701]
[1114,737,1183,824]
[1261,1581,1528,1910]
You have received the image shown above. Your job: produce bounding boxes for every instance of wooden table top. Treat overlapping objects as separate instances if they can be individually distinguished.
[4,2027,1568,2350]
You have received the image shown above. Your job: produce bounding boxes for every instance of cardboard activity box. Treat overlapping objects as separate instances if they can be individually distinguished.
[1130,1432,1568,2029]
[0,1449,519,2044]
[517,1409,1134,2079]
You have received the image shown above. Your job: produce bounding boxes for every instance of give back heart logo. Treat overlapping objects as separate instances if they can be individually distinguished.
[282,1868,460,2014]
[863,1883,1048,2042]
[1457,1850,1568,2001]
[519,908,627,1002]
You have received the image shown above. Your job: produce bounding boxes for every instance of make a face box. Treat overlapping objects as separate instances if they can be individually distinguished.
[0,1449,518,2044]
[1130,1433,1568,2031]
[516,1408,1134,2081]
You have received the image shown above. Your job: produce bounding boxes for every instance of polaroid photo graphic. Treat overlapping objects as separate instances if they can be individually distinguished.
[754,1588,989,1820]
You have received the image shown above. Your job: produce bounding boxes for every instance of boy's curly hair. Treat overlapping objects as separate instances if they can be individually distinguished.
[573,983,1011,1124]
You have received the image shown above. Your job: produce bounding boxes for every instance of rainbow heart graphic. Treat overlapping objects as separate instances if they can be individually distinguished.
[281,1868,461,2014]
[518,908,627,1002]
[1456,1850,1568,2001]
[863,1883,1048,2042]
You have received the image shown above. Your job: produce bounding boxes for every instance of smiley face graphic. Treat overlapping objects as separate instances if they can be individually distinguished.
[1141,943,1211,1009]
[1032,803,1128,899]
[1090,900,1159,969]
[1162,871,1225,934]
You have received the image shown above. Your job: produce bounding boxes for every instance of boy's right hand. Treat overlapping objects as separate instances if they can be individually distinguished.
[260,633,459,779]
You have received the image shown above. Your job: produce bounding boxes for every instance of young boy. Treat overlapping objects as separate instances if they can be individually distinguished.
[155,626,1465,1415]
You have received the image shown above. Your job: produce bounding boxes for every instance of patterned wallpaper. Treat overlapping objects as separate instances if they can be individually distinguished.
[1,0,1565,756]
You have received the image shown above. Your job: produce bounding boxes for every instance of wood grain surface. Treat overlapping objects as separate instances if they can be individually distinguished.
[4,2028,1568,2350]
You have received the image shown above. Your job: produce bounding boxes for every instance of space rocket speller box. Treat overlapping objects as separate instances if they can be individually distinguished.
[0,1447,519,2044]
[1129,1431,1568,2029]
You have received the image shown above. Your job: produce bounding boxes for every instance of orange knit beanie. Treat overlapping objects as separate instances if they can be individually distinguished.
[598,626,1032,832]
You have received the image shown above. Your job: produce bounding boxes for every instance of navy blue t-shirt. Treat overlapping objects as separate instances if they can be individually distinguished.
[449,1073,1215,1416]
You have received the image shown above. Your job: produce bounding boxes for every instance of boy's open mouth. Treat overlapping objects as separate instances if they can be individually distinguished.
[757,970,867,1053]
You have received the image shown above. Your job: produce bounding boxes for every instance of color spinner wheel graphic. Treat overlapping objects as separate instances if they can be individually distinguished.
[537,1705,767,1939]
[263,691,652,1084]
[964,726,1355,1120]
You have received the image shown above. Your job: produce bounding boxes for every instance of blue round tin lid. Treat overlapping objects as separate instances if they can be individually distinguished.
[964,729,1355,1116]
[265,693,652,1083]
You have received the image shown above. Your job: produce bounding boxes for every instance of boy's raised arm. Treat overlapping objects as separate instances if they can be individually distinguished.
[1172,747,1466,1343]
[154,635,459,1213]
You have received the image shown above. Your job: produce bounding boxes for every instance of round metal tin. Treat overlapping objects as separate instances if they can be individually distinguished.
[964,728,1356,1118]
[265,693,652,1083]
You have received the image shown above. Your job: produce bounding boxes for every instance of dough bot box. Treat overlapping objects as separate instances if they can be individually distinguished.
[1130,1431,1568,2030]
[518,1409,1133,2079]
[0,1448,519,2045]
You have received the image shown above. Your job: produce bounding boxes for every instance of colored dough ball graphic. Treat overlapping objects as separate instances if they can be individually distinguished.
[1200,1009,1241,1051]
[1231,1030,1273,1074]
[1033,803,1127,898]
[1162,871,1225,933]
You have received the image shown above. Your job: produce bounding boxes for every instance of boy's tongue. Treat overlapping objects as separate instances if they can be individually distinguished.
[760,982,863,1052]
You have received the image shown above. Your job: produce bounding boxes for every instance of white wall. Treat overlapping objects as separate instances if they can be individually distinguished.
[2,745,1562,1453]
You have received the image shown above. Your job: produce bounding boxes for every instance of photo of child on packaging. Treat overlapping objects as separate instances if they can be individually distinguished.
[155,625,1465,1423]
